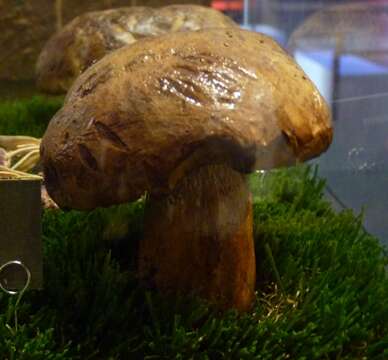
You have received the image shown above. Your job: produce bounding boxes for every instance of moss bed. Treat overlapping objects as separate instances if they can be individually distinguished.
[0,97,387,359]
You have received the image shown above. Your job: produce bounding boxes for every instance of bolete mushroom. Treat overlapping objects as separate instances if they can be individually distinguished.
[288,2,388,66]
[36,5,236,94]
[40,28,332,311]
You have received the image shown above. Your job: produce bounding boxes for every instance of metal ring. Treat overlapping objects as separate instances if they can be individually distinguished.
[0,260,31,295]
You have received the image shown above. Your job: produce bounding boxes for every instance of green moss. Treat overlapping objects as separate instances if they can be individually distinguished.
[0,96,63,137]
[0,98,387,359]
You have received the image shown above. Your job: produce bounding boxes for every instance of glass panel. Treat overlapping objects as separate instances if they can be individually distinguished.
[212,0,388,246]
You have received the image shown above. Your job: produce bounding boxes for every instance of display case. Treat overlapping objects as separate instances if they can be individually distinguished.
[0,1,386,359]
[228,0,388,246]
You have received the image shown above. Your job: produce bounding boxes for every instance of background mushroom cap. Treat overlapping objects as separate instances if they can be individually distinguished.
[41,28,332,210]
[36,5,237,94]
[288,2,388,66]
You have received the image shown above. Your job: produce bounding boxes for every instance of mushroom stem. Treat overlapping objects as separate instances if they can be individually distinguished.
[139,164,256,311]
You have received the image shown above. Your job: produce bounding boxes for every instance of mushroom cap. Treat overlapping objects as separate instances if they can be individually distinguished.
[41,28,332,210]
[36,5,237,94]
[288,2,388,65]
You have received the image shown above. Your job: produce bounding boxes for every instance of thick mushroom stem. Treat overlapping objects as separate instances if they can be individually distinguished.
[139,164,256,311]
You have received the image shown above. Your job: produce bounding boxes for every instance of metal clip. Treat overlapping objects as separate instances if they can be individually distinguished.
[0,260,31,295]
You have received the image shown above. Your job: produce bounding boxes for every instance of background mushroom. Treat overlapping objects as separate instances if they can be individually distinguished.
[36,4,236,94]
[40,28,332,311]
[288,2,388,66]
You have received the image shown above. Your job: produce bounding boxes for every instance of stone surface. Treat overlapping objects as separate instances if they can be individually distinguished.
[0,0,211,81]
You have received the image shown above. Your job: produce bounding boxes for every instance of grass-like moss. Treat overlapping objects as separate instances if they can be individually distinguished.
[0,98,387,359]
[0,96,63,138]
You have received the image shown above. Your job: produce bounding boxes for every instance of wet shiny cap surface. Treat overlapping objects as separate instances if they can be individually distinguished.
[41,28,333,210]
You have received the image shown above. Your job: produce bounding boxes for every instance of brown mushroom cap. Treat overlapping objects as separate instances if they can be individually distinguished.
[41,28,332,210]
[36,5,237,94]
[288,2,388,65]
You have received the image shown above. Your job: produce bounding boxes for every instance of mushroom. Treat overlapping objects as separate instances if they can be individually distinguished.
[36,5,237,94]
[288,2,388,66]
[40,28,333,311]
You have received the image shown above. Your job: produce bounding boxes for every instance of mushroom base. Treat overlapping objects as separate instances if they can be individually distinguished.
[139,164,256,311]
